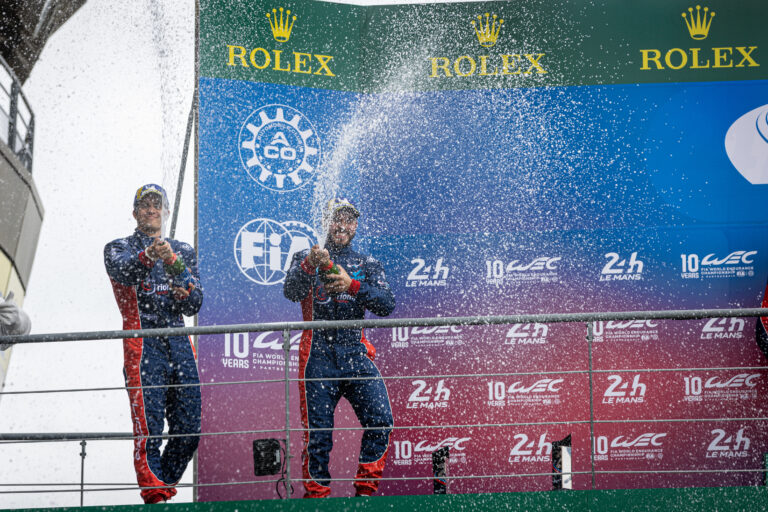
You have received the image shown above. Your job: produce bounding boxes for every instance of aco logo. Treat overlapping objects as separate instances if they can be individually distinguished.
[234,218,317,285]
[239,104,321,192]
[640,5,758,71]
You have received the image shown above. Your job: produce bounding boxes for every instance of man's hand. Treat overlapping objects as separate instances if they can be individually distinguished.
[172,284,195,301]
[307,245,330,268]
[324,264,352,294]
[146,238,173,261]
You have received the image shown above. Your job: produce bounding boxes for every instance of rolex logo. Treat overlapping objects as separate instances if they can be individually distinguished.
[682,5,715,40]
[472,13,503,48]
[267,7,296,43]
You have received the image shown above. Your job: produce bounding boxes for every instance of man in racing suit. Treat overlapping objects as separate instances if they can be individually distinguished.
[756,277,768,359]
[104,184,202,504]
[283,198,395,498]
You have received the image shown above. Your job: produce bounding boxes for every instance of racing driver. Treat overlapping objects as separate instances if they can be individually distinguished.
[283,198,395,498]
[104,184,202,504]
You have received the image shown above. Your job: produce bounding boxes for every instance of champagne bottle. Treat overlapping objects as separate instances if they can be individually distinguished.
[164,253,194,291]
[164,253,186,276]
[319,260,340,283]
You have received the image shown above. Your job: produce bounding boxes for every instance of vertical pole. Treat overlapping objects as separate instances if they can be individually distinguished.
[79,440,87,507]
[586,322,596,490]
[169,101,195,239]
[8,81,18,152]
[192,2,200,503]
[282,329,292,498]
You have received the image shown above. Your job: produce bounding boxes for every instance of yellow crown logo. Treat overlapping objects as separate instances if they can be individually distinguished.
[681,5,715,40]
[266,7,296,43]
[472,13,503,48]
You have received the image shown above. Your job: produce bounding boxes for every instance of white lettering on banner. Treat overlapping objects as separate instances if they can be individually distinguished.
[593,433,667,461]
[700,318,745,339]
[706,428,750,458]
[406,258,450,287]
[505,323,549,345]
[487,378,563,408]
[680,251,757,280]
[592,320,659,343]
[508,434,552,463]
[220,332,302,371]
[391,325,464,349]
[393,438,471,465]
[600,252,644,281]
[407,379,451,409]
[683,373,760,403]
[485,257,561,285]
[602,375,646,404]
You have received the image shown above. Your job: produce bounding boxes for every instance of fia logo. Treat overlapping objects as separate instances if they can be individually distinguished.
[406,258,449,287]
[239,104,321,192]
[707,428,750,458]
[701,318,745,339]
[508,434,551,463]
[603,375,646,404]
[407,379,451,409]
[234,218,317,285]
[505,323,548,345]
[600,252,644,281]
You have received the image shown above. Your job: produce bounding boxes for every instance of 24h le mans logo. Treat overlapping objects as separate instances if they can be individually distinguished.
[239,104,321,192]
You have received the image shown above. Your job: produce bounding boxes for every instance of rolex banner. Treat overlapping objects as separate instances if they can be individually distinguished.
[197,0,768,501]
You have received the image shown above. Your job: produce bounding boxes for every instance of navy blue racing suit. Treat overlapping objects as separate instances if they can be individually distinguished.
[284,244,395,497]
[104,229,202,504]
[757,278,768,359]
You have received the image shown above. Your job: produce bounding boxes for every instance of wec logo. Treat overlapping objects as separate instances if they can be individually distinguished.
[705,374,760,389]
[681,251,757,279]
[593,320,658,335]
[392,326,462,341]
[702,251,756,266]
[595,433,667,451]
[414,437,470,453]
[393,437,471,465]
[506,257,561,272]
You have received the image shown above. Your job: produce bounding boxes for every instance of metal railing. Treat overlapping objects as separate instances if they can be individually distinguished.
[1,307,767,506]
[0,53,35,172]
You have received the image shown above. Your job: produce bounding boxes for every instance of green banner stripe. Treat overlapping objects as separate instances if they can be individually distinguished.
[200,0,767,91]
[23,485,768,512]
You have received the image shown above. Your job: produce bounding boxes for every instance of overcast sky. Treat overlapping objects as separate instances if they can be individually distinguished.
[0,0,486,508]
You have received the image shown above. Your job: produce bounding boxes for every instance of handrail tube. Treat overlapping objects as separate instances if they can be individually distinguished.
[4,414,768,443]
[1,307,765,345]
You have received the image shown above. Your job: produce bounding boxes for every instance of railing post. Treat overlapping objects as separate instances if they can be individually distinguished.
[586,322,596,490]
[8,81,19,153]
[282,329,292,498]
[79,439,87,507]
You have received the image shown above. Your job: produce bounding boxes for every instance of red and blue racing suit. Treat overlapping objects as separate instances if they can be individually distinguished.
[104,229,202,504]
[284,244,395,497]
[757,278,768,359]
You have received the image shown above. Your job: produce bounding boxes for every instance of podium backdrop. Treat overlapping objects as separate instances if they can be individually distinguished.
[196,0,768,500]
